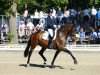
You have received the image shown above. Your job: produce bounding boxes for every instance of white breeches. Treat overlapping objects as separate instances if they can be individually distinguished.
[48,29,54,37]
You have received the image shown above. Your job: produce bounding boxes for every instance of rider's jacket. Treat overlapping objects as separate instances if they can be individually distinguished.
[45,15,57,29]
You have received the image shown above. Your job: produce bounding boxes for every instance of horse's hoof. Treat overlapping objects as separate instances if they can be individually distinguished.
[50,65,55,68]
[43,62,47,67]
[74,60,78,65]
[26,64,30,67]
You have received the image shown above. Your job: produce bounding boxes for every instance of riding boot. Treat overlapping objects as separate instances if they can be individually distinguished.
[48,35,53,49]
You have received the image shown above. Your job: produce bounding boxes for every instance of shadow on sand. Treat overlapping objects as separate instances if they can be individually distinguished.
[19,63,64,69]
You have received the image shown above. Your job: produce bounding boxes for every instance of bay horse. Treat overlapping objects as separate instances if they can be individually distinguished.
[24,24,78,67]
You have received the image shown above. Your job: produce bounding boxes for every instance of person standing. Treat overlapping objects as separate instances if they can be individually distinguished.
[56,7,63,25]
[61,9,72,26]
[90,6,97,28]
[23,9,28,25]
[33,9,40,26]
[96,8,100,29]
[39,10,45,28]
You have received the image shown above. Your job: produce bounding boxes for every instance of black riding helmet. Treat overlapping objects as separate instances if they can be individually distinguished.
[48,8,53,14]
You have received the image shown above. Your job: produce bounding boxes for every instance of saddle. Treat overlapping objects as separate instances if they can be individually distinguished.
[42,28,58,40]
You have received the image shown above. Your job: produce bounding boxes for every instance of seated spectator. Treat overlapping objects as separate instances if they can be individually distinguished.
[79,28,85,44]
[97,28,100,38]
[90,28,97,40]
[26,20,34,36]
[18,21,26,38]
[1,22,9,40]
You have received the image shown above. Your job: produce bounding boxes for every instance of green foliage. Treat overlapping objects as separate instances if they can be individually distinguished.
[1,0,100,16]
[0,0,14,16]
[17,0,36,14]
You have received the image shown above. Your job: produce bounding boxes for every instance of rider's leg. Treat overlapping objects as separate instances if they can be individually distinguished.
[48,35,53,47]
[48,29,53,48]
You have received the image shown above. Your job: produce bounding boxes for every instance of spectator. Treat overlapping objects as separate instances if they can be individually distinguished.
[30,15,34,24]
[83,7,90,33]
[64,9,70,18]
[77,7,82,15]
[90,6,97,28]
[23,9,28,25]
[56,7,63,25]
[39,10,45,28]
[18,21,26,38]
[26,20,34,36]
[52,7,56,18]
[79,28,85,44]
[96,8,100,29]
[33,9,40,26]
[70,9,77,23]
[76,7,82,27]
[61,10,72,26]
[16,12,20,28]
[97,28,100,38]
[90,28,97,40]
[83,7,90,22]
[76,25,81,33]
[1,22,9,40]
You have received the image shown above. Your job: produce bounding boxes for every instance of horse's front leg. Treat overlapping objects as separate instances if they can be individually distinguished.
[51,50,60,67]
[62,48,78,64]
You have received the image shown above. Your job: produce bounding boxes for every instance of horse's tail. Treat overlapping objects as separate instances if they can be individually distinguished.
[24,37,31,58]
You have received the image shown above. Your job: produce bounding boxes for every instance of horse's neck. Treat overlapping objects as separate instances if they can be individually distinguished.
[58,28,69,40]
[59,27,70,38]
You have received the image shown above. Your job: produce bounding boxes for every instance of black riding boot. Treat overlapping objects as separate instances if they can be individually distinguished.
[48,35,53,49]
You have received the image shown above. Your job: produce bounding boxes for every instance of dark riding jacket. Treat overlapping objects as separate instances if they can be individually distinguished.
[45,15,57,29]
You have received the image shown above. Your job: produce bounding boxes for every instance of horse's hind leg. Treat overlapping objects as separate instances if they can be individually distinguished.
[39,47,47,66]
[27,46,36,67]
[62,48,78,64]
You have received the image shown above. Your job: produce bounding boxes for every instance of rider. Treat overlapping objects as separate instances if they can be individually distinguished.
[45,8,57,48]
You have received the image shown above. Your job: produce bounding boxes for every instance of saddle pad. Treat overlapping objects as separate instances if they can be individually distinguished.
[42,29,58,40]
[42,31,49,40]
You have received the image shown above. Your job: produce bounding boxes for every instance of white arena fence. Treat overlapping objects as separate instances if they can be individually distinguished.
[0,44,100,51]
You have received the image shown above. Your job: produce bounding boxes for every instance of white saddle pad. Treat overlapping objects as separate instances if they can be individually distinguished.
[42,31,49,40]
[42,29,58,40]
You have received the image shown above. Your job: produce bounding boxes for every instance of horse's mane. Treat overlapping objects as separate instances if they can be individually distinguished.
[58,24,73,35]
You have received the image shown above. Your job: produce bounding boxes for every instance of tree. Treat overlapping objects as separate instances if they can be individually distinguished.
[0,0,14,16]
[9,1,19,43]
[0,0,18,43]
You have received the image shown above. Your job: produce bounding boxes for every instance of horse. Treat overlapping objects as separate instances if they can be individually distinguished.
[24,24,78,67]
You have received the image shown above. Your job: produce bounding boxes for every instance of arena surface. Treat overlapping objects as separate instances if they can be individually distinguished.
[0,50,100,75]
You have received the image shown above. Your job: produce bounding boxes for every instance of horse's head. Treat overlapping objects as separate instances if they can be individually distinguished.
[60,24,77,42]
